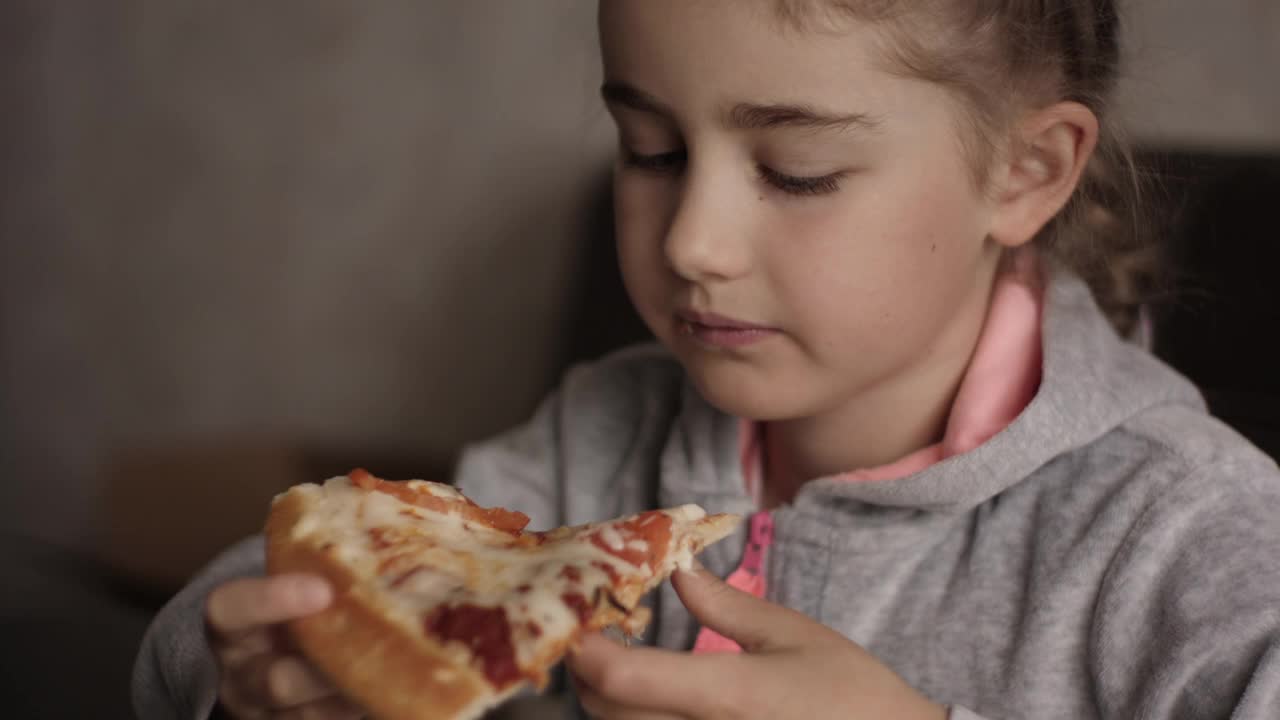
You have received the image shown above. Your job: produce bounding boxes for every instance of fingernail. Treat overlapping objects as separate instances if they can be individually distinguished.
[296,577,332,607]
[675,558,706,577]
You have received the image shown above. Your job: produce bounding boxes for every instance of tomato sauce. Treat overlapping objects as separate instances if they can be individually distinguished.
[367,527,397,550]
[592,560,622,586]
[589,511,671,567]
[561,592,592,625]
[423,604,522,688]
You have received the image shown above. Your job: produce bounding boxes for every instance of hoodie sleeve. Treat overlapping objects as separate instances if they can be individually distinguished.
[453,344,684,531]
[131,535,265,720]
[1090,461,1280,718]
[451,384,568,532]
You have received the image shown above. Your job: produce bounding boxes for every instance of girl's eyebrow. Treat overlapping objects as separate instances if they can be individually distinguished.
[600,81,881,134]
[729,103,882,134]
[601,82,673,117]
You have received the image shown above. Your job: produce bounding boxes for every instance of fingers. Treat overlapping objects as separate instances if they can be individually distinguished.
[222,695,365,720]
[220,652,359,718]
[237,653,339,708]
[567,633,744,718]
[273,696,366,720]
[576,682,683,720]
[207,575,332,638]
[671,565,824,653]
[206,575,353,719]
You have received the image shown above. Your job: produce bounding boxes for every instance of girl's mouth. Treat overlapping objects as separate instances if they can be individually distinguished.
[676,310,780,349]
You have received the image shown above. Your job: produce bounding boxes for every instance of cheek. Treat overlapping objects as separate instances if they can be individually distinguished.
[613,169,678,240]
[764,171,991,340]
[613,175,673,317]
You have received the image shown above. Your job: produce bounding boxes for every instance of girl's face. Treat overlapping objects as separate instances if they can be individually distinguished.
[600,0,1005,424]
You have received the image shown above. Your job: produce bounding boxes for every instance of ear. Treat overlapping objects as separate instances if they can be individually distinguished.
[988,102,1099,248]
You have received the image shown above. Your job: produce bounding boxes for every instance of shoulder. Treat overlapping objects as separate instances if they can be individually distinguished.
[1072,411,1280,718]
[1072,402,1280,587]
[1106,402,1279,504]
[1043,319,1277,511]
[565,341,684,388]
[1031,395,1280,562]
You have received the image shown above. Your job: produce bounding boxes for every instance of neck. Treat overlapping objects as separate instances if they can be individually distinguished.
[762,257,1002,506]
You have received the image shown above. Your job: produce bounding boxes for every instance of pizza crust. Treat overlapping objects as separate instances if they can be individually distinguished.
[266,490,519,720]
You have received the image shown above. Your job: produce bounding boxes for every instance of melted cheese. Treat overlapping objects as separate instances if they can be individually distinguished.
[286,477,712,674]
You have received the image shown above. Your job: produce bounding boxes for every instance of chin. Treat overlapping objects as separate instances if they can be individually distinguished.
[679,353,810,421]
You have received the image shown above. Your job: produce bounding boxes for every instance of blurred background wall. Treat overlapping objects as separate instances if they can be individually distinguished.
[2,1,616,560]
[0,1,1275,718]
[1118,1,1279,149]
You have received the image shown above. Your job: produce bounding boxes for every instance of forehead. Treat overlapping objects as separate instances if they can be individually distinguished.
[598,0,891,103]
[596,0,954,140]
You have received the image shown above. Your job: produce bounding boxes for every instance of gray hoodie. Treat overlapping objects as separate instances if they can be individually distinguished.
[133,272,1280,719]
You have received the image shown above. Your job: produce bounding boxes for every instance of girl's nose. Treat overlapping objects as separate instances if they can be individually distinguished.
[663,176,753,284]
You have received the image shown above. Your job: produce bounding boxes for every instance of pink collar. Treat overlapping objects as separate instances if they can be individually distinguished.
[739,250,1044,502]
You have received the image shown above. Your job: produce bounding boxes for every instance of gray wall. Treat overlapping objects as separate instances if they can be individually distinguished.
[1119,1,1280,150]
[2,2,614,550]
[2,1,1276,556]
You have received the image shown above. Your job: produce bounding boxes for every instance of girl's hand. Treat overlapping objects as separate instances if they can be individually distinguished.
[205,574,365,719]
[566,564,947,720]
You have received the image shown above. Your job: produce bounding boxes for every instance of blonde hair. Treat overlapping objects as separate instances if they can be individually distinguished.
[778,0,1159,334]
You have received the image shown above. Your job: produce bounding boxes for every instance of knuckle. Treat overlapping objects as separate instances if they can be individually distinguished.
[716,692,748,720]
[218,675,252,715]
[265,658,296,704]
[594,660,636,700]
[205,586,234,629]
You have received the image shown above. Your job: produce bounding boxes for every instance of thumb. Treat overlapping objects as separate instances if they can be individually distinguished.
[671,561,816,653]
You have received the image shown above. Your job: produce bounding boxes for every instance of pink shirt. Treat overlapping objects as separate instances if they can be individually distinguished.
[694,251,1045,653]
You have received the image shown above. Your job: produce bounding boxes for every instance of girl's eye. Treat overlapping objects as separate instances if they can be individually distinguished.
[623,148,686,174]
[759,165,845,197]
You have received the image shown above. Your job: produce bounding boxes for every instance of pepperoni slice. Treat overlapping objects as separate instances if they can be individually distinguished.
[424,604,522,688]
[589,511,672,567]
[561,592,592,625]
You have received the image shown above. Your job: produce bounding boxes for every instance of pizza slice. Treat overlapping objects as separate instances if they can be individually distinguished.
[264,469,740,720]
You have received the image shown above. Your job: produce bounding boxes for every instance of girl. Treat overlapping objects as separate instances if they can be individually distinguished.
[134,2,1280,718]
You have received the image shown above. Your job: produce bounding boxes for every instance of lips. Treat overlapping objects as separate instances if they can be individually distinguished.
[676,310,779,349]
